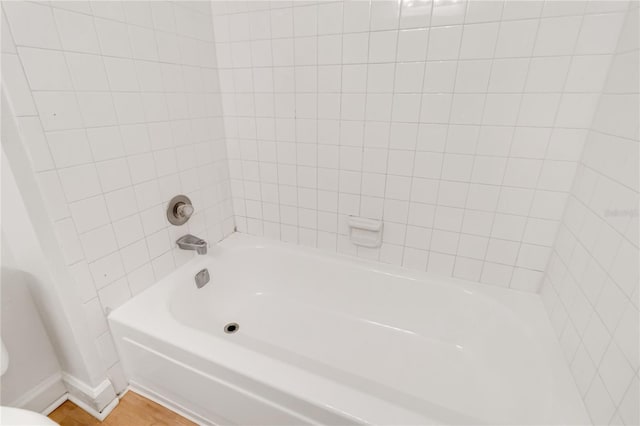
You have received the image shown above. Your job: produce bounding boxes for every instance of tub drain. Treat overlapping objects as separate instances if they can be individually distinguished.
[224,322,239,334]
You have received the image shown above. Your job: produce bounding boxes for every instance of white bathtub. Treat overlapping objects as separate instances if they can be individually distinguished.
[109,233,588,425]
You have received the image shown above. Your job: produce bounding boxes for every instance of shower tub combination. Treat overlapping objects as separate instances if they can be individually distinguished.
[109,234,588,425]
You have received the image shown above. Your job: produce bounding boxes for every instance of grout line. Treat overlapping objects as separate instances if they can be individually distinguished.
[266,4,284,244]
[450,0,507,281]
[424,2,469,275]
[476,4,547,287]
[362,1,402,263]
[86,0,145,298]
[396,0,435,269]
[214,6,626,28]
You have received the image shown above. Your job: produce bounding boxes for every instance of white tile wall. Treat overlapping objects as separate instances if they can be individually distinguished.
[540,3,639,424]
[2,0,233,392]
[213,0,626,291]
[2,1,636,415]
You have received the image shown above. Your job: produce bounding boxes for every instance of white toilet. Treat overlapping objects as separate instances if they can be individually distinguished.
[1,339,59,425]
[0,406,59,425]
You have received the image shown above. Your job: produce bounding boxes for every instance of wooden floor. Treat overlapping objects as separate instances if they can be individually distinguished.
[48,391,196,426]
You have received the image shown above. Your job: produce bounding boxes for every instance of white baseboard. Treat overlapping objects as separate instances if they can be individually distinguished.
[9,373,121,421]
[67,394,118,421]
[42,394,68,416]
[62,373,118,419]
[117,386,130,399]
[8,372,67,414]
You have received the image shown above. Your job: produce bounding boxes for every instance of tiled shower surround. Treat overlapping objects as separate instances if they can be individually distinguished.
[2,1,234,391]
[1,1,637,424]
[215,0,628,291]
[541,3,639,424]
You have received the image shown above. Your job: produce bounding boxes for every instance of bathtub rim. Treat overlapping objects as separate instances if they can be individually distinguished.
[108,232,590,425]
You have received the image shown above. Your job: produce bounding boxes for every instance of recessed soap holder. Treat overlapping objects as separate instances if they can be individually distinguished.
[348,216,383,248]
[167,195,194,226]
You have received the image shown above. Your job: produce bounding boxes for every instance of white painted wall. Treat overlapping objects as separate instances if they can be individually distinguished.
[540,3,639,424]
[0,240,66,412]
[213,0,628,292]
